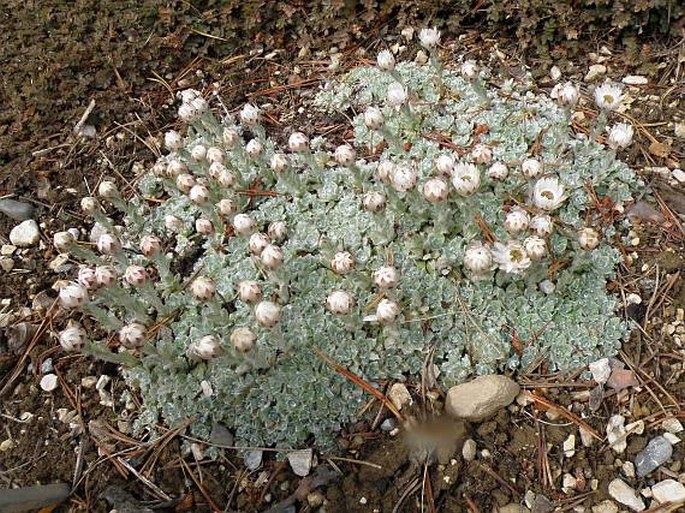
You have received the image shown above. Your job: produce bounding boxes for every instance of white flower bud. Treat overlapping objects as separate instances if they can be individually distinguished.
[190,144,207,162]
[178,88,199,103]
[206,147,224,163]
[594,82,623,111]
[552,82,580,108]
[190,96,208,116]
[270,153,289,173]
[422,178,449,203]
[373,266,398,289]
[376,49,396,71]
[418,27,441,49]
[463,242,494,274]
[451,162,481,195]
[216,198,237,217]
[189,335,223,360]
[391,165,417,192]
[191,276,216,302]
[471,144,492,165]
[124,265,147,286]
[80,196,98,215]
[164,130,183,151]
[233,213,256,236]
[607,123,634,150]
[165,215,183,232]
[216,168,236,187]
[376,298,400,324]
[363,191,386,213]
[59,324,87,352]
[523,235,547,260]
[261,244,283,270]
[237,280,262,304]
[246,139,263,158]
[331,251,355,275]
[59,282,88,309]
[189,184,210,205]
[240,103,261,126]
[521,158,542,178]
[578,227,600,250]
[175,173,196,193]
[288,132,309,152]
[151,161,167,177]
[77,266,98,289]
[460,60,479,81]
[222,128,240,148]
[539,280,556,294]
[231,327,256,352]
[98,180,118,199]
[166,160,187,178]
[363,107,384,130]
[177,102,197,122]
[53,231,75,253]
[487,162,508,180]
[255,300,281,327]
[94,265,117,287]
[504,206,530,234]
[334,144,356,167]
[207,160,225,181]
[326,290,355,316]
[530,215,553,237]
[386,82,407,107]
[140,235,162,257]
[97,233,121,255]
[119,322,147,349]
[267,221,288,242]
[376,160,394,184]
[249,232,270,256]
[435,155,455,175]
[195,218,214,235]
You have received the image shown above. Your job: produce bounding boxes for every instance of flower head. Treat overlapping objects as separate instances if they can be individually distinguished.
[460,60,479,81]
[59,324,87,352]
[246,139,263,158]
[53,231,75,253]
[189,184,210,205]
[124,265,147,286]
[578,227,600,250]
[551,82,580,108]
[326,290,355,316]
[334,145,356,167]
[363,107,384,130]
[231,327,256,352]
[191,276,216,302]
[523,235,547,260]
[504,206,530,234]
[270,153,289,173]
[492,241,531,274]
[521,158,542,178]
[222,128,240,148]
[373,266,398,289]
[233,214,256,236]
[487,162,508,180]
[530,214,553,237]
[607,123,634,150]
[422,178,449,203]
[77,266,98,289]
[288,132,309,152]
[386,82,407,108]
[140,235,162,257]
[248,233,270,256]
[94,265,117,287]
[255,301,281,327]
[195,218,214,235]
[190,144,207,161]
[331,251,355,275]
[376,299,400,324]
[594,82,623,111]
[240,103,261,126]
[164,130,183,151]
[463,242,494,274]
[533,176,567,211]
[59,282,88,309]
[451,163,481,196]
[471,144,492,165]
[119,322,147,349]
[435,155,455,175]
[97,233,121,255]
[237,280,262,304]
[267,221,288,242]
[376,50,396,71]
[261,244,283,270]
[418,27,441,49]
[189,335,223,360]
[391,165,417,192]
[363,191,386,213]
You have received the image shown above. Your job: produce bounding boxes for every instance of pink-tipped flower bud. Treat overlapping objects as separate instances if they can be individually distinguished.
[97,233,121,255]
[373,266,398,289]
[267,221,288,242]
[175,173,196,193]
[530,215,553,237]
[124,265,147,286]
[189,184,210,205]
[288,132,309,153]
[94,265,117,287]
[521,158,543,178]
[233,214,256,236]
[435,155,455,175]
[246,139,263,158]
[331,251,355,275]
[261,244,283,270]
[386,82,407,108]
[334,144,356,167]
[231,327,256,352]
[119,322,147,349]
[523,235,547,260]
[376,298,400,324]
[191,276,216,302]
[189,335,223,360]
[59,282,89,309]
[223,128,240,148]
[195,218,214,235]
[326,290,355,316]
[53,231,75,253]
[166,160,187,178]
[217,198,237,217]
[487,162,508,180]
[190,144,207,162]
[471,144,492,165]
[364,107,384,130]
[504,206,530,234]
[363,191,386,213]
[140,235,162,257]
[206,147,224,164]
[376,50,396,71]
[422,178,449,203]
[208,161,226,180]
[165,215,183,233]
[463,242,493,274]
[270,153,289,173]
[59,324,87,352]
[255,300,281,327]
[240,103,261,126]
[578,227,600,250]
[98,180,119,199]
[376,160,394,184]
[77,266,98,289]
[249,233,270,256]
[391,165,417,192]
[460,60,479,81]
[164,130,183,151]
[237,280,262,304]
[80,196,98,215]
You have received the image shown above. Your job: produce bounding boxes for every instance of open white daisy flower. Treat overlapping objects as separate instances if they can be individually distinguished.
[451,162,481,196]
[594,82,623,111]
[533,176,567,211]
[492,241,532,274]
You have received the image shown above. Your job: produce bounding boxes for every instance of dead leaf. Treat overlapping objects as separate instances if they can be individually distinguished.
[606,368,639,391]
[648,140,671,158]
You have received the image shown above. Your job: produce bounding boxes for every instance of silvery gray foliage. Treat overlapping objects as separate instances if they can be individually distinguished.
[63,42,642,448]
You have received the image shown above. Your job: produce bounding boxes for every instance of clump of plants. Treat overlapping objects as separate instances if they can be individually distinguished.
[56,29,642,448]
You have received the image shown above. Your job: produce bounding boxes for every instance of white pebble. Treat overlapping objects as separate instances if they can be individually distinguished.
[608,478,645,512]
[622,75,648,85]
[40,374,58,392]
[563,434,576,458]
[462,439,477,462]
[589,358,611,385]
[585,64,607,81]
[652,479,685,503]
[673,169,685,184]
[9,220,40,247]
[662,418,684,434]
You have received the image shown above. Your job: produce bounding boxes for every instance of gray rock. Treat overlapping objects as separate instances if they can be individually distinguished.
[244,449,263,470]
[608,478,645,512]
[380,418,397,431]
[9,220,40,247]
[0,198,35,221]
[445,375,519,422]
[635,435,673,477]
[531,494,554,513]
[209,423,234,446]
[651,479,685,504]
[462,438,477,462]
[287,448,313,477]
[0,482,70,511]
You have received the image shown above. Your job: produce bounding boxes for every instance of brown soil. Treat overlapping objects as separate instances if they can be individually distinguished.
[1,2,684,513]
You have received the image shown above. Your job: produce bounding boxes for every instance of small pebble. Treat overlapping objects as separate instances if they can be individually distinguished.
[41,358,53,374]
[81,376,98,388]
[0,198,35,221]
[40,373,58,392]
[380,418,397,431]
[585,64,607,81]
[550,66,561,81]
[388,382,412,410]
[462,439,477,462]
[591,500,618,513]
[0,256,14,272]
[244,450,263,470]
[673,169,685,184]
[562,473,577,494]
[662,418,684,434]
[9,220,40,247]
[635,436,673,477]
[651,479,685,504]
[663,432,680,445]
[563,434,576,458]
[608,478,645,512]
[287,448,313,477]
[622,461,635,478]
[589,358,611,385]
[622,75,648,85]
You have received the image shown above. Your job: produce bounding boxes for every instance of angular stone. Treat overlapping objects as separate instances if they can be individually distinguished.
[287,448,313,477]
[592,500,618,513]
[585,64,607,81]
[651,479,685,504]
[0,198,35,221]
[9,220,40,247]
[635,436,673,477]
[445,375,519,422]
[608,478,645,512]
